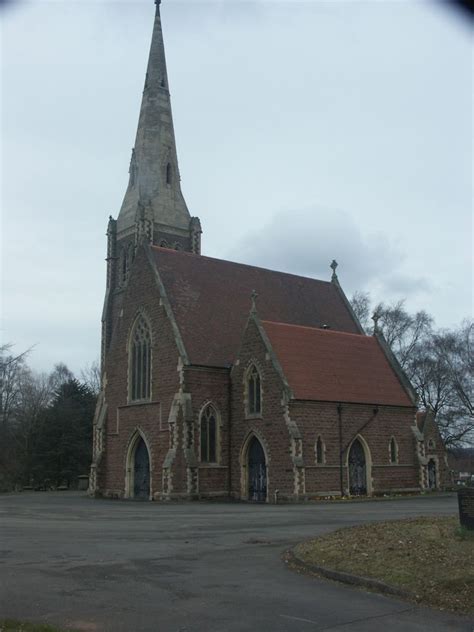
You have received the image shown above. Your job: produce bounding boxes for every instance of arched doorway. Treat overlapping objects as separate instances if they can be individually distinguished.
[133,437,150,500]
[427,459,437,490]
[348,438,367,495]
[248,437,267,502]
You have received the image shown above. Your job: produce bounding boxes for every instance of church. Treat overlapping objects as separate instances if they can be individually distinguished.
[89,1,448,502]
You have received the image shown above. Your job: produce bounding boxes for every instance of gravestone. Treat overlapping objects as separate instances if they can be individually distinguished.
[457,487,474,530]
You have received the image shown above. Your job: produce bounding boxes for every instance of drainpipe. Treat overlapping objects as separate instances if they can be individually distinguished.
[337,404,344,497]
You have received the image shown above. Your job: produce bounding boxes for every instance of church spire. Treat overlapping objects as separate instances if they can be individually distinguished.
[116,1,200,253]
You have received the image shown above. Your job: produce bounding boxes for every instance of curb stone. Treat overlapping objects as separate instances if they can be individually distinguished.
[285,549,416,600]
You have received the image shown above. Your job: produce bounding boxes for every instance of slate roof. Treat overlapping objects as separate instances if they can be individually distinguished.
[262,320,413,406]
[151,246,361,367]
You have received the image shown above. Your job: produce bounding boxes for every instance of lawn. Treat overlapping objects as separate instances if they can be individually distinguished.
[293,516,474,615]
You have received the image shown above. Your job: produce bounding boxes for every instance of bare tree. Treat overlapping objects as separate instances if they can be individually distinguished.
[350,291,372,333]
[0,344,31,428]
[374,300,433,375]
[80,360,101,396]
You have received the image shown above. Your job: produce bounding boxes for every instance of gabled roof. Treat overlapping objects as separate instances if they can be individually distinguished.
[261,320,413,406]
[150,246,361,367]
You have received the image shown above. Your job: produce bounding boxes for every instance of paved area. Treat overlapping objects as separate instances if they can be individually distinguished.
[0,492,471,632]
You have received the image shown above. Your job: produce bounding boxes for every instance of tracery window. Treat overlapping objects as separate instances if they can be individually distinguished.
[129,316,152,401]
[247,365,262,416]
[200,404,217,463]
[315,436,325,464]
[389,437,398,464]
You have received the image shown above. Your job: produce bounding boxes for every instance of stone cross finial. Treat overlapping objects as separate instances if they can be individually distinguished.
[372,311,381,333]
[250,289,258,314]
[330,259,338,282]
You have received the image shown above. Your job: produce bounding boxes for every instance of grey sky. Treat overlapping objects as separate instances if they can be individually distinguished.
[1,0,472,374]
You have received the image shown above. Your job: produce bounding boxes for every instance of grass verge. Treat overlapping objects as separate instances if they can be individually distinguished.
[293,516,473,615]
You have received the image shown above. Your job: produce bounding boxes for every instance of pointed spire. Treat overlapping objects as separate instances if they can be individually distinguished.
[116,1,197,250]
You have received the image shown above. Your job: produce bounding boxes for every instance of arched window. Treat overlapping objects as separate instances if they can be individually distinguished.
[427,438,436,450]
[247,365,261,416]
[200,404,217,463]
[389,437,398,464]
[166,162,172,185]
[129,316,152,401]
[315,436,325,464]
[159,239,169,248]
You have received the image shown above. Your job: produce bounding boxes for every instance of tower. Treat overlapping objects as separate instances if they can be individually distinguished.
[101,1,201,366]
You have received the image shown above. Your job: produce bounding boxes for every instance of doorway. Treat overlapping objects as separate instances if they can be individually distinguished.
[133,437,150,500]
[348,438,367,495]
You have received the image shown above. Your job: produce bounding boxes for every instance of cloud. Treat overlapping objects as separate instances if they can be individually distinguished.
[227,206,405,289]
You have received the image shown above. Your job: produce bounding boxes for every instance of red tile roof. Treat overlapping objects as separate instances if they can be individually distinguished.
[151,247,361,367]
[262,320,413,406]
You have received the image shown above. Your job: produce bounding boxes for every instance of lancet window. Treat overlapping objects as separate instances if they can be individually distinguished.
[247,365,262,416]
[129,316,152,401]
[200,404,218,463]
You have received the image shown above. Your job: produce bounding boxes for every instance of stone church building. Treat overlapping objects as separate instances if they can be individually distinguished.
[90,1,448,501]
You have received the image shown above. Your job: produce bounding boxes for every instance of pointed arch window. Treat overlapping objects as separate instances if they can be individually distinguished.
[247,365,262,416]
[200,404,218,463]
[129,316,152,402]
[315,436,325,464]
[389,437,398,464]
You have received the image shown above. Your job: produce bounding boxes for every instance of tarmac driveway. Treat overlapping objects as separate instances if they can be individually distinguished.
[0,492,471,632]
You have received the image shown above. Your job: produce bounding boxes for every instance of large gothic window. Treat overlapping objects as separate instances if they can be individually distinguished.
[200,404,217,463]
[129,316,152,401]
[247,365,262,416]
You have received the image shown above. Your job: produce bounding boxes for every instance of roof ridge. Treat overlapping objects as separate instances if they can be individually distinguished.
[262,319,370,340]
[151,246,332,286]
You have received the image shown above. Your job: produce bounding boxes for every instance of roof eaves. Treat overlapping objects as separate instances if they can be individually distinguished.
[254,315,294,400]
[146,244,190,366]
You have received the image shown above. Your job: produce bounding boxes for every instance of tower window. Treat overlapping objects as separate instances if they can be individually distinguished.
[129,315,152,402]
[166,163,172,185]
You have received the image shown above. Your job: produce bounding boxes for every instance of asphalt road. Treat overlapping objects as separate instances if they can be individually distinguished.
[0,492,471,632]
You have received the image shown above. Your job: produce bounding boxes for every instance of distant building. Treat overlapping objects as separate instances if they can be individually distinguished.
[89,1,448,501]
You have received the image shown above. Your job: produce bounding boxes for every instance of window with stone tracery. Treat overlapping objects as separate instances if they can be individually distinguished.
[247,365,262,416]
[200,404,218,463]
[129,316,152,402]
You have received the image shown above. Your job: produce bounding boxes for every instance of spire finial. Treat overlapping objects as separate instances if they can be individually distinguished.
[372,310,381,334]
[250,289,258,314]
[330,259,338,282]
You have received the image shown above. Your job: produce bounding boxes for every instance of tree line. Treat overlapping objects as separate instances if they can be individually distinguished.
[0,350,99,492]
[350,293,473,448]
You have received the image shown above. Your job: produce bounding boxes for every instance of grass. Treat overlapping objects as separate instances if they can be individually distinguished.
[294,516,474,615]
[0,622,76,632]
